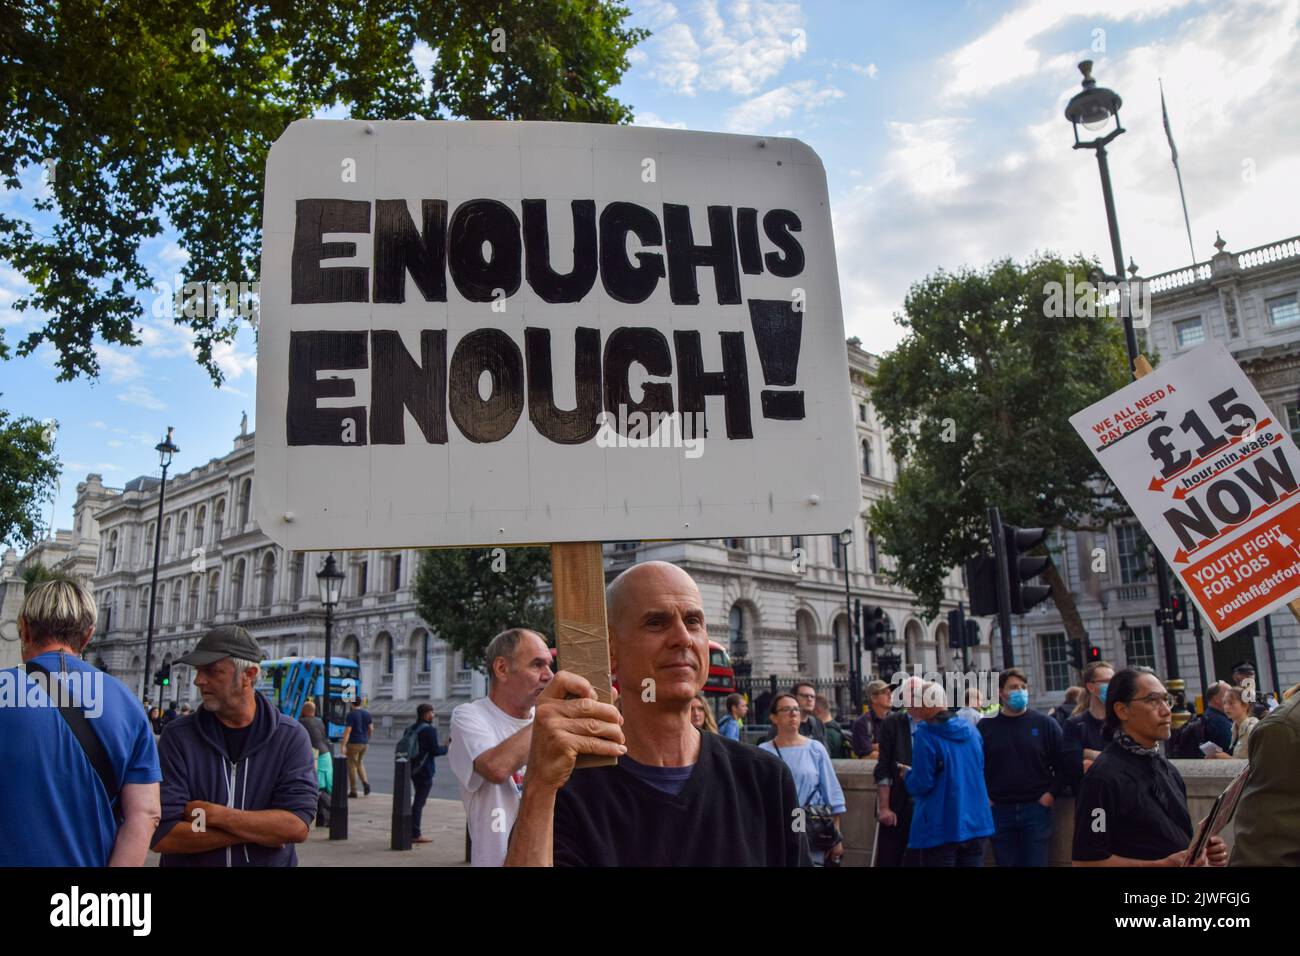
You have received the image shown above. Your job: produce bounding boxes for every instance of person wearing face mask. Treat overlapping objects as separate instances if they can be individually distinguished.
[1063,661,1114,792]
[977,668,1067,867]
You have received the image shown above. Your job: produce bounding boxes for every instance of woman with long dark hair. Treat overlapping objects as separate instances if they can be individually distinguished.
[1072,668,1228,867]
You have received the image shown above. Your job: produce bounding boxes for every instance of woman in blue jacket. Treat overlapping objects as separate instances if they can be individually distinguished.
[904,700,995,867]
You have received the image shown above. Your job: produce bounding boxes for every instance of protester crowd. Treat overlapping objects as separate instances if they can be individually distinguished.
[4,572,1299,868]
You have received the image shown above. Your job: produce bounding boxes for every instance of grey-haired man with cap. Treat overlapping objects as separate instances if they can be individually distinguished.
[150,625,317,866]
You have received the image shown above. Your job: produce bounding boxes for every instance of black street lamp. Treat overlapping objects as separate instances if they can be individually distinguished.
[838,528,861,714]
[142,427,178,703]
[316,553,344,740]
[1066,60,1183,700]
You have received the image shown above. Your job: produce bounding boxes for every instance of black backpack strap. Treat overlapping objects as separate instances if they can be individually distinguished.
[26,659,123,822]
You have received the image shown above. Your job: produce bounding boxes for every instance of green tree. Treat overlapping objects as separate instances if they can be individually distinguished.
[412,546,553,670]
[1,0,647,382]
[867,254,1132,647]
[0,405,60,548]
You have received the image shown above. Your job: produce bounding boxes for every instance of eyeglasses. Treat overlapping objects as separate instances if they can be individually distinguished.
[772,706,801,715]
[1128,693,1173,708]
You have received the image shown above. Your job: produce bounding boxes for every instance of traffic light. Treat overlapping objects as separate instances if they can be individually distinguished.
[965,555,999,616]
[1171,592,1189,630]
[861,605,886,649]
[1003,526,1053,614]
[1068,638,1084,671]
[964,620,980,647]
[154,663,171,688]
[1087,643,1101,664]
[947,608,963,648]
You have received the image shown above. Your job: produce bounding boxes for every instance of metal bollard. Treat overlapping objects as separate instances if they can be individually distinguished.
[330,753,349,840]
[391,757,412,851]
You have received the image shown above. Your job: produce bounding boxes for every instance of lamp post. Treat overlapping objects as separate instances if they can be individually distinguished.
[316,553,344,738]
[1066,61,1183,703]
[316,552,346,840]
[838,528,860,714]
[142,427,179,703]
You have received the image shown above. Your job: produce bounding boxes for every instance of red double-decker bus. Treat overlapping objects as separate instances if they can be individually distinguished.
[550,641,736,698]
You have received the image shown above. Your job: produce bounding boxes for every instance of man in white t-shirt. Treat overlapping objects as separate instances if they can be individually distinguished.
[449,628,554,866]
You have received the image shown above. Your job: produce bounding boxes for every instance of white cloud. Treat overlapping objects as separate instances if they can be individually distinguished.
[212,339,257,381]
[942,0,1193,102]
[138,319,195,359]
[725,80,843,133]
[833,0,1300,354]
[89,420,107,429]
[157,242,190,268]
[107,440,124,448]
[117,385,166,411]
[634,111,688,129]
[93,345,143,384]
[641,0,805,96]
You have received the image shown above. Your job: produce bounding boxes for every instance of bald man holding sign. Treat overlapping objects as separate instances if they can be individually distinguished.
[505,561,808,867]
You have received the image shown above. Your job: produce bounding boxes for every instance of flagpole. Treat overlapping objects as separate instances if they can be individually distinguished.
[1161,79,1197,265]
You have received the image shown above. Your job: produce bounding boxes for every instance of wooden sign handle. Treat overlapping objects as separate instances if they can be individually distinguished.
[550,541,617,768]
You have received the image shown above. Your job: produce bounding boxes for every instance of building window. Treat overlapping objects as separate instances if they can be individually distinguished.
[390,554,402,591]
[790,535,803,553]
[1115,524,1150,584]
[1124,625,1157,670]
[195,506,206,548]
[237,479,252,528]
[858,403,868,423]
[728,605,748,657]
[831,536,843,569]
[356,560,368,596]
[176,513,188,557]
[868,532,879,574]
[861,439,872,476]
[1288,403,1300,447]
[420,632,431,673]
[1267,293,1299,328]
[724,537,745,550]
[1173,316,1205,349]
[1040,633,1070,691]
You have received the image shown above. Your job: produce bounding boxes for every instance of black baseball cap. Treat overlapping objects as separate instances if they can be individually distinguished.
[178,625,265,666]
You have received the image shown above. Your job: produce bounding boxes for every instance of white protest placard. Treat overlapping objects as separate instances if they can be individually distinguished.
[254,120,859,550]
[1069,341,1300,638]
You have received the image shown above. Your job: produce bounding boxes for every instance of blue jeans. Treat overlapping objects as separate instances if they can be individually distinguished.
[905,838,985,868]
[991,801,1053,867]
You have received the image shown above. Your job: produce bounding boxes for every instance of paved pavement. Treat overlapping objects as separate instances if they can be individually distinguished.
[298,794,469,867]
[348,740,461,802]
[148,793,469,867]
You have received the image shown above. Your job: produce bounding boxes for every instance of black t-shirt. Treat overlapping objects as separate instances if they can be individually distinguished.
[222,722,255,764]
[1072,743,1192,863]
[1062,711,1106,791]
[552,731,810,866]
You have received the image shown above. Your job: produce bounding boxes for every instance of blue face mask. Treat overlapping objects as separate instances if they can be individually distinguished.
[1097,683,1109,704]
[1007,689,1029,711]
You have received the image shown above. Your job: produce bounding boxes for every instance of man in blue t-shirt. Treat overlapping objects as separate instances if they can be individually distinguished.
[0,577,161,866]
[341,699,374,796]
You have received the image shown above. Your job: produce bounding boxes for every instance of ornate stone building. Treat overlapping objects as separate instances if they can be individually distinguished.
[1020,233,1300,707]
[21,342,970,724]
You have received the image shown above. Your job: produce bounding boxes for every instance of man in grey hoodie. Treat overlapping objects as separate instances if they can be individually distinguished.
[151,626,318,866]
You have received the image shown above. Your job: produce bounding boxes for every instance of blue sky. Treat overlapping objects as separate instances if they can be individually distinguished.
[4,0,1299,543]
